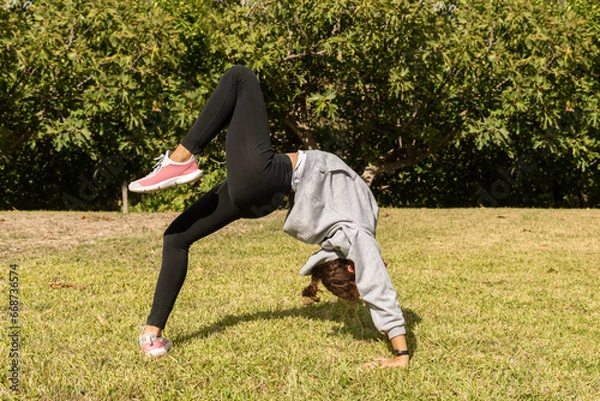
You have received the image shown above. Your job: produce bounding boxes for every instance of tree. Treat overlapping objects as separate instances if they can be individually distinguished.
[206,0,468,184]
[0,0,191,209]
[205,0,599,206]
[1,0,598,209]
[454,0,599,206]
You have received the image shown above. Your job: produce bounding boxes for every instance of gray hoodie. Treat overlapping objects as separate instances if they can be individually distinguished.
[283,150,406,339]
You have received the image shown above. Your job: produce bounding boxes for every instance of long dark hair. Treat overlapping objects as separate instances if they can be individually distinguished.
[302,258,358,302]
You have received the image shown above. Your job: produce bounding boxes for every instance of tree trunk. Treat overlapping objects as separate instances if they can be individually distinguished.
[285,116,317,150]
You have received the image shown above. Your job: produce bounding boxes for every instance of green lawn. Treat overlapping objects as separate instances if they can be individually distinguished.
[1,209,599,400]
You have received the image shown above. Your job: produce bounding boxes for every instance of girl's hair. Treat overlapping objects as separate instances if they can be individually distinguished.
[302,258,358,302]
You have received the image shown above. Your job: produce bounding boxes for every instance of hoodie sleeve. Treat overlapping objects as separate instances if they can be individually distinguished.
[347,229,406,339]
[300,226,406,339]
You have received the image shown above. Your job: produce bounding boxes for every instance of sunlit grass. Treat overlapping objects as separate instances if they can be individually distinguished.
[1,209,599,400]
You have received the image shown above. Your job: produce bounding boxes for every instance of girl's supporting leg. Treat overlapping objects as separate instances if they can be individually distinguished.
[146,181,241,330]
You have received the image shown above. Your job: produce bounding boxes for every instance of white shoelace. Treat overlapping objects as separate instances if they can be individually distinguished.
[151,153,167,172]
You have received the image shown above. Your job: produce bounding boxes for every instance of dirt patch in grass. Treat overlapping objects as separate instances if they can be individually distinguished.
[0,211,178,257]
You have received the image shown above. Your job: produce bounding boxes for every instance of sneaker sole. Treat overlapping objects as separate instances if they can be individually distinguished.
[144,342,173,358]
[129,170,203,193]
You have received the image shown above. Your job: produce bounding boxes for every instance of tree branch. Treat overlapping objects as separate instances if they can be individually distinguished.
[284,115,317,149]
[361,126,459,187]
[283,49,326,62]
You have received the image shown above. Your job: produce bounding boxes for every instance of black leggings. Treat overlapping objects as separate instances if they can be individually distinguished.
[146,66,293,329]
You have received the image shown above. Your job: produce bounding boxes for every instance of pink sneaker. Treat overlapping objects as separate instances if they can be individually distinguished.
[139,332,173,357]
[128,151,203,193]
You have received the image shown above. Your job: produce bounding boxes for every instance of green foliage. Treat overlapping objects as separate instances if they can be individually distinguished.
[0,0,194,209]
[191,0,600,207]
[458,1,598,157]
[1,0,599,209]
[208,0,469,168]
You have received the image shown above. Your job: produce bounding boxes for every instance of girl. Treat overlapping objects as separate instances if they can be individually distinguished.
[129,66,409,368]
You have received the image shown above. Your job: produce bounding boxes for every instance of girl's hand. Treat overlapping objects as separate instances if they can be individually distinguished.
[364,355,410,369]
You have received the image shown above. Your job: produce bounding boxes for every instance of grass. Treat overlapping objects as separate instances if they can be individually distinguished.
[1,208,599,400]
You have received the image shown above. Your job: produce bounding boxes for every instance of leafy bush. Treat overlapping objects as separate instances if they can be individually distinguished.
[1,0,598,209]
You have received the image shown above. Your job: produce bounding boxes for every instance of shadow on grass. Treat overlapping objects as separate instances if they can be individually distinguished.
[172,302,421,355]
